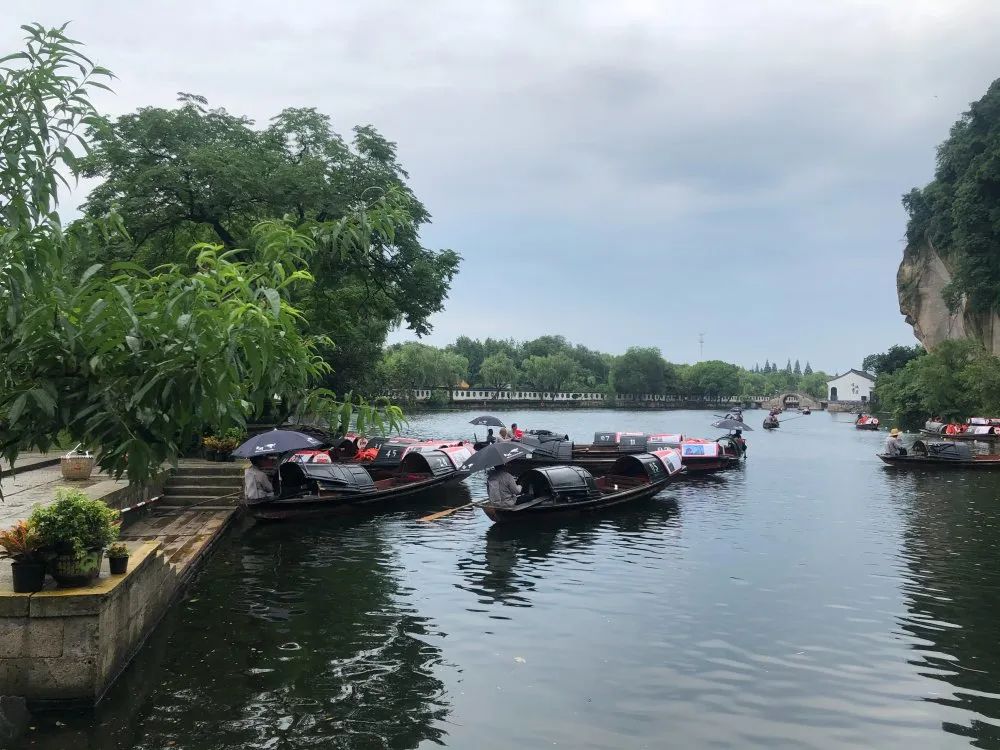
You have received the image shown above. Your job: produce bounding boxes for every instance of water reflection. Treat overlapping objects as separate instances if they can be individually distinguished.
[892,470,1000,747]
[456,499,681,609]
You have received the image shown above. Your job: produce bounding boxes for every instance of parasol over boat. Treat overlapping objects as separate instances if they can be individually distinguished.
[469,415,506,427]
[712,418,753,432]
[460,441,534,474]
[232,428,326,458]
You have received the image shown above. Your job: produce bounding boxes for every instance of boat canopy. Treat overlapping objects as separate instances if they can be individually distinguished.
[647,434,683,449]
[592,432,647,451]
[370,439,419,469]
[609,453,668,482]
[915,441,975,460]
[400,449,458,477]
[520,434,573,461]
[969,425,996,435]
[518,465,598,504]
[650,448,684,475]
[680,441,721,458]
[924,420,946,434]
[279,461,376,496]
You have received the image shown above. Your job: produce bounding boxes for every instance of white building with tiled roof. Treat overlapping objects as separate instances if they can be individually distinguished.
[826,369,876,403]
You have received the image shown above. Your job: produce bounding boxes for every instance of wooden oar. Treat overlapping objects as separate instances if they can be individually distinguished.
[419,501,488,522]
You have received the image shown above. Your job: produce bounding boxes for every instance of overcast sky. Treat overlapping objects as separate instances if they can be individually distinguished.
[5,1,1000,372]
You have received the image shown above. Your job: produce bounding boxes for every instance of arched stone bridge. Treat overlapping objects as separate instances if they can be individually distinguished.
[761,392,821,411]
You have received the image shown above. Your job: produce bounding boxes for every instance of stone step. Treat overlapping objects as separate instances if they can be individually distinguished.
[164,484,242,496]
[160,493,241,507]
[172,465,243,477]
[166,475,242,488]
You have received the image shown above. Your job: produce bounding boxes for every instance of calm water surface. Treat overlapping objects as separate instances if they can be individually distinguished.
[24,409,1000,749]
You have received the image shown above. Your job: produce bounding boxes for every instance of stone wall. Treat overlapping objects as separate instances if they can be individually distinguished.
[0,541,175,707]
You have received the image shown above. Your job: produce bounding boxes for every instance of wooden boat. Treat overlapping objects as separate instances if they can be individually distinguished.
[762,416,779,430]
[247,446,472,519]
[920,418,1000,442]
[648,434,742,474]
[878,440,1000,469]
[481,451,681,523]
[329,436,471,479]
[855,415,880,430]
[507,431,739,476]
[801,408,811,415]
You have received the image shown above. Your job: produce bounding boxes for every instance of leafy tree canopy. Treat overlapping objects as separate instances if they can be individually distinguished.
[862,344,925,377]
[78,96,461,393]
[610,347,672,396]
[479,353,519,391]
[0,24,401,489]
[903,78,1000,312]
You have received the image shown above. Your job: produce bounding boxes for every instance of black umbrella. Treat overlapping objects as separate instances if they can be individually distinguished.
[460,442,533,474]
[712,419,754,432]
[469,415,506,427]
[232,428,326,458]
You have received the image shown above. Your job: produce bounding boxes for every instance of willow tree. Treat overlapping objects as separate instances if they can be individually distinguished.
[0,24,401,487]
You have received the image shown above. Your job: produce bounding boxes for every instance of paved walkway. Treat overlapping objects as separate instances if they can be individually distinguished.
[0,465,126,527]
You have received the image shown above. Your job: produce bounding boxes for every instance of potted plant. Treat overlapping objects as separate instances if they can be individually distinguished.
[0,520,47,593]
[106,543,130,575]
[202,435,220,461]
[30,488,120,588]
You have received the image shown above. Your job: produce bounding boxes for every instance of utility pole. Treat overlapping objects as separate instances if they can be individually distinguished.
[698,332,704,360]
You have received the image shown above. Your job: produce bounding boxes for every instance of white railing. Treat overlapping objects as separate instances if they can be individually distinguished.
[386,389,779,403]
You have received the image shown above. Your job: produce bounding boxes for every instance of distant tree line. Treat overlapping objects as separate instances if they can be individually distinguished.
[379,335,831,403]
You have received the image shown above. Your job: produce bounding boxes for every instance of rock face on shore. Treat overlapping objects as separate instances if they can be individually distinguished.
[897,241,1000,355]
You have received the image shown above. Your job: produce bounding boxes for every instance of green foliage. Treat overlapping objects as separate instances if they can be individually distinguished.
[30,488,120,557]
[521,352,578,393]
[479,353,519,391]
[106,542,129,557]
[610,347,672,396]
[0,520,44,561]
[876,339,1000,428]
[78,95,461,389]
[903,78,1000,312]
[380,342,467,392]
[0,24,403,492]
[862,344,925,376]
[686,360,740,397]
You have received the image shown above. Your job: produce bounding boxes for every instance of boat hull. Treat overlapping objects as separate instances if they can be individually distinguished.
[508,448,739,477]
[482,479,670,523]
[855,424,879,431]
[878,454,1000,469]
[246,471,470,520]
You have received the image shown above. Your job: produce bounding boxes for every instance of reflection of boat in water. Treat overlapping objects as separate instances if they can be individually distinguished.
[247,447,472,520]
[507,431,740,476]
[920,418,1000,442]
[482,452,681,523]
[878,440,1000,469]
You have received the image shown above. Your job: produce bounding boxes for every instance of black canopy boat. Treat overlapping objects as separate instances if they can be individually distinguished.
[505,431,739,476]
[878,440,1000,469]
[247,448,472,520]
[481,451,682,523]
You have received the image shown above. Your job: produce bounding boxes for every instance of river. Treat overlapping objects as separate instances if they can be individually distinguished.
[22,409,1000,749]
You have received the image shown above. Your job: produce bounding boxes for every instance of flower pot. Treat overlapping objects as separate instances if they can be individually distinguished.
[49,549,104,588]
[10,560,46,593]
[108,555,129,575]
[60,455,96,480]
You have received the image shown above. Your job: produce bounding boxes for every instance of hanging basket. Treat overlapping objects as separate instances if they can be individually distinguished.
[60,455,96,480]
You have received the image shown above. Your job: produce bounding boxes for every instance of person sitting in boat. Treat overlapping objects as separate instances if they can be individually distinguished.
[497,428,510,441]
[486,428,496,445]
[511,423,524,440]
[945,422,958,435]
[486,465,522,508]
[732,430,747,454]
[884,428,906,457]
[244,456,276,504]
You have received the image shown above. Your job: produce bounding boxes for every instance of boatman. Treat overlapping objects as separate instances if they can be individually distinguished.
[884,428,906,457]
[487,465,522,508]
[244,456,276,504]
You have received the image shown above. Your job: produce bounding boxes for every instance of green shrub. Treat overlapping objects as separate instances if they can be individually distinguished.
[29,488,120,558]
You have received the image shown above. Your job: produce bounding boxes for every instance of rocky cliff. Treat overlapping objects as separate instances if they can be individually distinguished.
[897,242,1000,354]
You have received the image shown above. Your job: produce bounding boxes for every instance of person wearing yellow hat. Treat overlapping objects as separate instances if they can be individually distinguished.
[884,428,906,456]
